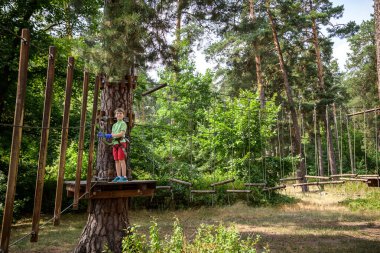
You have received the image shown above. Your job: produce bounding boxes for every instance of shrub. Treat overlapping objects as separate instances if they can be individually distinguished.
[116,219,269,253]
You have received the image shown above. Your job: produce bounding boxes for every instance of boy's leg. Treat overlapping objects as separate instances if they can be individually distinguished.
[115,160,121,177]
[120,160,127,178]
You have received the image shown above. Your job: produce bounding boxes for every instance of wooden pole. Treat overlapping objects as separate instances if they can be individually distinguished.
[30,46,56,242]
[141,83,167,96]
[86,75,100,194]
[347,107,380,117]
[73,71,89,209]
[53,57,74,226]
[0,28,30,253]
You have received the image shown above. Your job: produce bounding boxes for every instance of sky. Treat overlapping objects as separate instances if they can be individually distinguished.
[194,0,374,73]
[330,0,373,69]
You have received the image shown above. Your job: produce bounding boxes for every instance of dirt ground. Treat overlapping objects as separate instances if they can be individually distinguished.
[8,184,380,253]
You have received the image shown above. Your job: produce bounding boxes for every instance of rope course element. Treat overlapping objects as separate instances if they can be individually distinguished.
[8,182,98,249]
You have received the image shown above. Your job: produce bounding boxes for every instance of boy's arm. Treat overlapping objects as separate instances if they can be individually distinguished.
[112,130,125,138]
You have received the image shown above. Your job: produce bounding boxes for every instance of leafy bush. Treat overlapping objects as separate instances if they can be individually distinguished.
[112,219,269,253]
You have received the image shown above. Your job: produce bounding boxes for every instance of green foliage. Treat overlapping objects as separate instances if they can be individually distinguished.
[117,219,268,253]
[342,191,380,212]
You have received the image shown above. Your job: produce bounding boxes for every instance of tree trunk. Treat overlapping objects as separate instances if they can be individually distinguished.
[310,7,337,175]
[74,198,130,253]
[249,0,265,107]
[374,0,380,100]
[266,0,307,190]
[74,77,134,252]
[316,119,324,176]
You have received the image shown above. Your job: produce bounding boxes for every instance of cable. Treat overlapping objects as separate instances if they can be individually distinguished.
[9,182,98,248]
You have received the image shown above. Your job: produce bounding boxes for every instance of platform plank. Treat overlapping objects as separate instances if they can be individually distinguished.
[65,180,157,199]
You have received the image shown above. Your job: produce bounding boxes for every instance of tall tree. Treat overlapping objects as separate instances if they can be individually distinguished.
[308,0,337,175]
[249,0,265,107]
[375,0,380,100]
[75,1,174,251]
[265,0,307,188]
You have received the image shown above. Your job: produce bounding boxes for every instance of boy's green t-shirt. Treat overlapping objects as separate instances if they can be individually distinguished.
[112,120,127,145]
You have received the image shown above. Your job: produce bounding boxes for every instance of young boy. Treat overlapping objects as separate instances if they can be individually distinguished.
[98,108,128,182]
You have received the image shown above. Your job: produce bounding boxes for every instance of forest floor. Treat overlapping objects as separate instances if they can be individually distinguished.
[7,183,380,253]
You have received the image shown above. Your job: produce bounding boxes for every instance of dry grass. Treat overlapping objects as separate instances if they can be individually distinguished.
[7,183,380,253]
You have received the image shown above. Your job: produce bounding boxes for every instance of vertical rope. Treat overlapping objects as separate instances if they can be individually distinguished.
[364,111,368,174]
[314,105,318,176]
[288,113,294,176]
[376,110,379,174]
[248,99,252,182]
[277,113,283,179]
[339,107,343,175]
[301,110,307,173]
[353,109,356,172]
[346,113,354,173]
[259,108,265,182]
[168,88,174,177]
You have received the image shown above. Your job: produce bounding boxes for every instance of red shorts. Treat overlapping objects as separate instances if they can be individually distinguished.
[112,142,127,161]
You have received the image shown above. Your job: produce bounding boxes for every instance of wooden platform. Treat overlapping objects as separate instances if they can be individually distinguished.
[367,178,380,187]
[65,180,156,199]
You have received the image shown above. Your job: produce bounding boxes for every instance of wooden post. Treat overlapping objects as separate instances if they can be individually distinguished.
[0,28,30,253]
[86,75,100,193]
[53,57,74,225]
[73,71,89,209]
[30,46,56,242]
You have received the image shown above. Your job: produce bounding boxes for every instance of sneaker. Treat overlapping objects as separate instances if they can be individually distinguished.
[118,176,128,183]
[112,176,120,182]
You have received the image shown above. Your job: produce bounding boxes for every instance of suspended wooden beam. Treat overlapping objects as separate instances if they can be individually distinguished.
[280,177,303,182]
[156,185,172,190]
[142,83,167,96]
[304,175,331,180]
[347,107,380,117]
[293,181,344,187]
[226,189,251,193]
[357,174,380,178]
[262,185,286,191]
[210,178,235,187]
[73,70,89,210]
[31,46,56,243]
[340,178,368,182]
[53,57,75,226]
[169,178,192,186]
[0,28,30,253]
[244,183,266,187]
[190,190,216,194]
[330,174,357,178]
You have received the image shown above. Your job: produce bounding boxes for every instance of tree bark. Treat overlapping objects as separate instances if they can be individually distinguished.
[316,119,324,176]
[74,198,130,253]
[265,0,307,190]
[374,0,380,100]
[249,0,265,107]
[75,76,134,252]
[310,8,337,175]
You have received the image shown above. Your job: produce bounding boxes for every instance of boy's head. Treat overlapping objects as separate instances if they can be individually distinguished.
[114,108,125,118]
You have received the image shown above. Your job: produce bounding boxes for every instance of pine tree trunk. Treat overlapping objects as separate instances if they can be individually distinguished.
[374,0,380,100]
[249,0,265,107]
[310,10,337,175]
[74,198,130,253]
[74,78,134,252]
[266,0,307,190]
[316,119,324,176]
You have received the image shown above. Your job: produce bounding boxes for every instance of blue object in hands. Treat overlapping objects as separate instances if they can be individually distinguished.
[105,133,112,139]
[97,132,105,138]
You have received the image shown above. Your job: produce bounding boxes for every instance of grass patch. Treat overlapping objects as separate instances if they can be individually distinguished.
[342,191,380,211]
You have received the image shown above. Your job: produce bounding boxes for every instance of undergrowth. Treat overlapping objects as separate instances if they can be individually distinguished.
[105,219,269,253]
[342,190,380,211]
